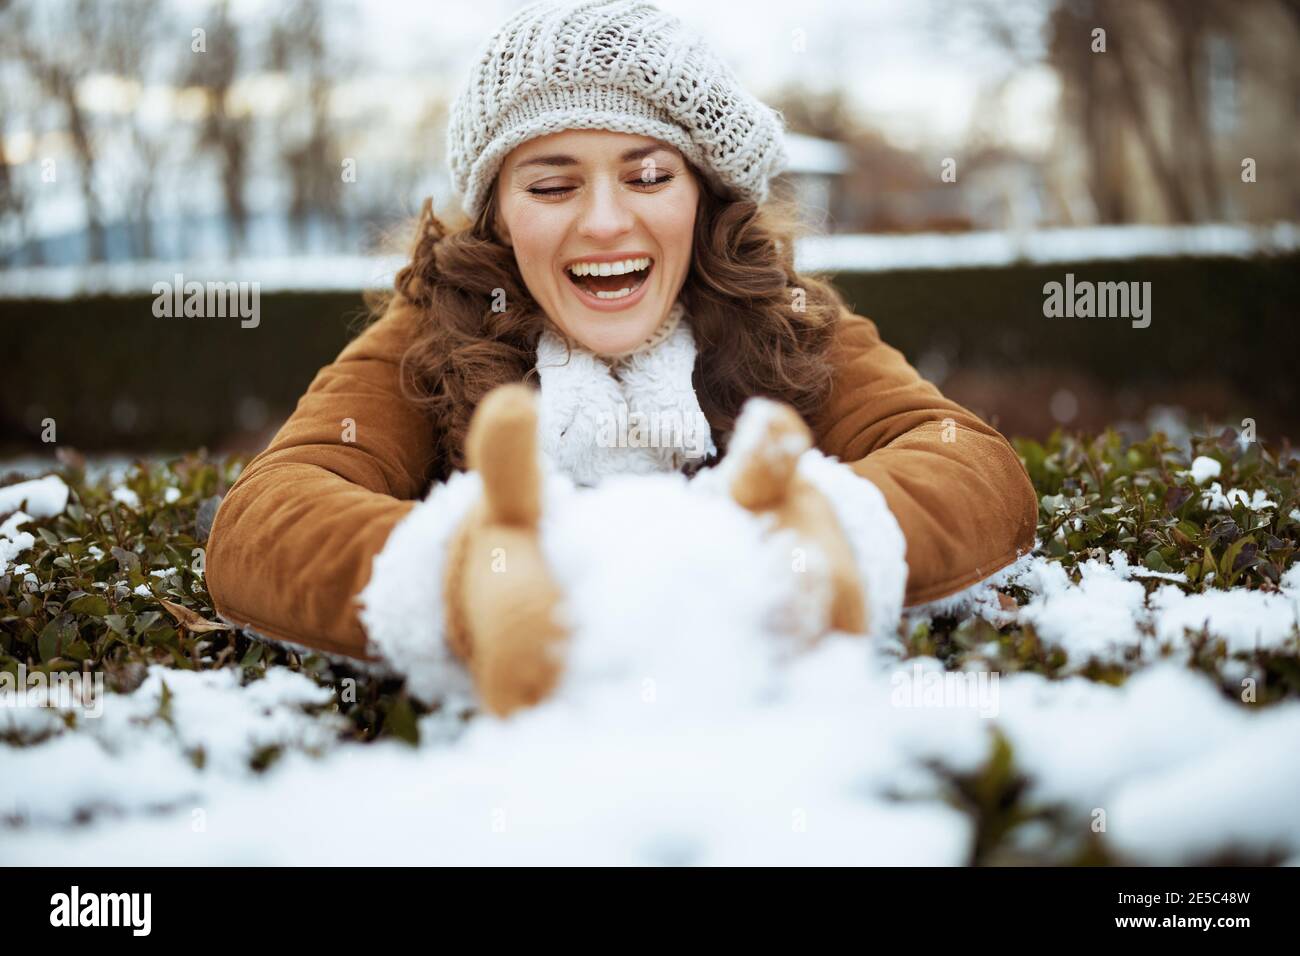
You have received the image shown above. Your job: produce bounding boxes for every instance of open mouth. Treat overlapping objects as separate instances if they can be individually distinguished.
[564,256,653,301]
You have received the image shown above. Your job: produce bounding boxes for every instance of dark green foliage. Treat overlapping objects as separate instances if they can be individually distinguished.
[3,253,1297,451]
[904,426,1299,697]
[0,453,443,748]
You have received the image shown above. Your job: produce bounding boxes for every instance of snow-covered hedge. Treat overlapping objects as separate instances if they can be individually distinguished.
[1,427,1298,865]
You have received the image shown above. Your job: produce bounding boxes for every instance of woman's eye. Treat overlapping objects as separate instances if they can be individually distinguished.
[631,174,674,188]
[527,174,674,197]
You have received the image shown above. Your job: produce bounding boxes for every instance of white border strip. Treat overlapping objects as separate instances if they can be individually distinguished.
[3,224,1297,299]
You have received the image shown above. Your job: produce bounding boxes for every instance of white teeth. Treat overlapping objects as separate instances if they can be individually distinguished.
[592,286,637,299]
[567,256,651,277]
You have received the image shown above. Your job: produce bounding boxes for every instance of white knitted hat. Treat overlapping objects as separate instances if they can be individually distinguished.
[446,0,789,220]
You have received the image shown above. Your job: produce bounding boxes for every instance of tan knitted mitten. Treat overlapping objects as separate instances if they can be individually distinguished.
[442,384,570,717]
[727,400,869,636]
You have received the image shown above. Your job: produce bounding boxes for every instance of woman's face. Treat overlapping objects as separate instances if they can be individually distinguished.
[495,129,700,357]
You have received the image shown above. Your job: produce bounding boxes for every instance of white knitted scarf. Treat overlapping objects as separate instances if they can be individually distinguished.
[534,300,718,487]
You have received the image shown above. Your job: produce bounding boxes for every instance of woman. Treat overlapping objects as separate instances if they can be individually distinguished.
[206,0,1037,716]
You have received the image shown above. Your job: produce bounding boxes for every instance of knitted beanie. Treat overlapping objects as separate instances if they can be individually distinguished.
[446,0,789,220]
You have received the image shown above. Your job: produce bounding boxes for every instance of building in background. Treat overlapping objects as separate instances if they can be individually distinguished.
[777,132,851,233]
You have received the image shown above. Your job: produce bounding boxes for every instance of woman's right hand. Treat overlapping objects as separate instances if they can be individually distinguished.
[443,385,571,716]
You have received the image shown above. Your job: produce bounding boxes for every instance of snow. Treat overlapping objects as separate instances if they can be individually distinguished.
[0,474,69,518]
[0,454,141,484]
[0,668,344,828]
[991,663,1300,864]
[1,651,976,865]
[1200,482,1279,512]
[1149,585,1300,654]
[1,513,37,572]
[3,645,1296,865]
[1184,455,1222,484]
[1017,555,1148,659]
[1,466,1295,864]
[111,486,142,509]
[2,525,1298,863]
[0,254,406,299]
[795,222,1300,274]
[1107,706,1300,864]
[0,480,68,570]
[3,224,1297,298]
[999,550,1300,662]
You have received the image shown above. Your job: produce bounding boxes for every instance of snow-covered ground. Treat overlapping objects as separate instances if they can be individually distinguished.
[2,223,1297,299]
[2,472,1299,866]
[0,454,154,487]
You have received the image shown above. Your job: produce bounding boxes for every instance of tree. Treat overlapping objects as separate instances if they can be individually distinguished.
[267,0,349,248]
[1,0,169,262]
[3,0,110,260]
[0,63,39,265]
[185,0,252,257]
[98,0,168,259]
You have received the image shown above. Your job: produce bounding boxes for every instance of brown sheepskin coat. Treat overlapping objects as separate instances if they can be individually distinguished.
[207,295,1038,663]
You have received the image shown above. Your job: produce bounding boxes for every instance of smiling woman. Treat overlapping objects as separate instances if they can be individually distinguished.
[394,136,840,478]
[495,130,700,356]
[204,0,1038,717]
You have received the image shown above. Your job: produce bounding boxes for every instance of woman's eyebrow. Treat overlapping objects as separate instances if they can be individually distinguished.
[514,144,670,171]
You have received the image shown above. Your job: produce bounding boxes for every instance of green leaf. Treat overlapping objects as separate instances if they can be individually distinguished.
[240,642,264,668]
[133,610,162,635]
[112,546,140,573]
[382,695,420,746]
[38,614,76,663]
[145,625,179,649]
[156,679,174,725]
[1219,535,1255,581]
[1143,548,1171,573]
[68,594,110,617]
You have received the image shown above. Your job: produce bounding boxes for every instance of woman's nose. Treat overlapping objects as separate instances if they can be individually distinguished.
[575,178,634,241]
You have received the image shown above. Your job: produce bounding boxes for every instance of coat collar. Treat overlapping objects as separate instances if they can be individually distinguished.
[534,300,717,487]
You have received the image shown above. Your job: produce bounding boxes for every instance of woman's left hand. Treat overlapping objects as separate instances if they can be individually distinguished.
[723,397,869,637]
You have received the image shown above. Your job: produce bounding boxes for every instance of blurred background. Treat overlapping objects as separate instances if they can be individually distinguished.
[1,0,1298,464]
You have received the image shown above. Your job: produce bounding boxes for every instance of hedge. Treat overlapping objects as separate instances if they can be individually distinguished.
[1,253,1295,453]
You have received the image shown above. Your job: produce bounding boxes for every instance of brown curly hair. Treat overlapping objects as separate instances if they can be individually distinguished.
[378,171,849,479]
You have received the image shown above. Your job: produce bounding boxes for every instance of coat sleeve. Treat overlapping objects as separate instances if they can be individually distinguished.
[808,308,1038,608]
[206,295,468,684]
